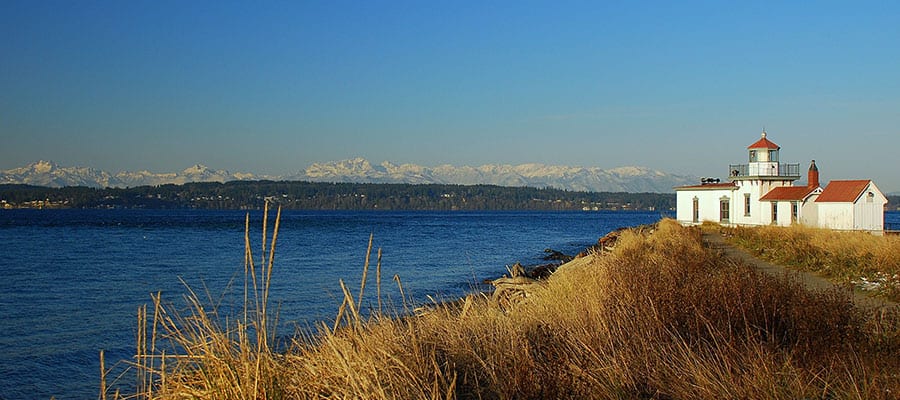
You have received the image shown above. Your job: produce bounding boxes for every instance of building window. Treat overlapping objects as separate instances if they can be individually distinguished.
[749,150,758,162]
[771,203,778,224]
[867,192,874,203]
[744,193,751,217]
[769,150,779,162]
[720,198,730,223]
[791,202,798,222]
[692,197,699,223]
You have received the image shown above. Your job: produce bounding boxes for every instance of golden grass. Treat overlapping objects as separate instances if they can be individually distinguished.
[721,223,900,302]
[107,216,900,399]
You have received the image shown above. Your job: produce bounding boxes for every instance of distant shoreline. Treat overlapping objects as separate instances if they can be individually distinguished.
[0,181,677,212]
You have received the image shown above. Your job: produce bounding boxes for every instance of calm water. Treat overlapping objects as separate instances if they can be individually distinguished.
[0,209,666,399]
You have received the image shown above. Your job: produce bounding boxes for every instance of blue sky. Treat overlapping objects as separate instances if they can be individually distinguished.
[2,1,899,191]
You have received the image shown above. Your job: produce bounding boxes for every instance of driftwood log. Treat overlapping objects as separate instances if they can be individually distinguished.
[489,275,543,311]
[488,224,657,311]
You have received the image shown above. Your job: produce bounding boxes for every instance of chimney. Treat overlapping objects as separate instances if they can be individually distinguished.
[808,160,819,188]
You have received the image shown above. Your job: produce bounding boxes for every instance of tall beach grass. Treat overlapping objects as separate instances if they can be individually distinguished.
[722,223,900,302]
[105,215,900,399]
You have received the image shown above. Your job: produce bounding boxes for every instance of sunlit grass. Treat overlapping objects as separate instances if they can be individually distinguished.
[721,223,900,302]
[105,216,900,399]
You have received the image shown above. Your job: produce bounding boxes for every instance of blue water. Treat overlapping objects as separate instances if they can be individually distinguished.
[0,209,665,399]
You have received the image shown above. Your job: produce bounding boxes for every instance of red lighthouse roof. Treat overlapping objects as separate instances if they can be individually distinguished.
[747,130,780,150]
[815,180,872,202]
[759,186,818,201]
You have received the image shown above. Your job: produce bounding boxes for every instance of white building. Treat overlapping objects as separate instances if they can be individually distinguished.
[675,131,888,233]
[815,180,888,233]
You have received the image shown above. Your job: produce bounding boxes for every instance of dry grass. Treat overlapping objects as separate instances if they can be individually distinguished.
[107,216,900,399]
[722,223,900,302]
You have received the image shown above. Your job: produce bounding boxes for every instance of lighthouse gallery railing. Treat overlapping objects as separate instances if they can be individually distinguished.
[728,163,801,178]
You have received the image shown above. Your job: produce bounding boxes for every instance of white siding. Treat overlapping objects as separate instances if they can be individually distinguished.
[853,183,887,232]
[800,193,819,226]
[818,203,854,230]
[675,190,693,222]
[678,178,803,227]
[734,180,794,226]
[675,188,736,224]
[674,190,693,223]
[772,201,796,227]
[731,181,759,226]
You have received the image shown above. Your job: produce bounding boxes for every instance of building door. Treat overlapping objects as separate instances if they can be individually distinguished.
[692,197,699,223]
[719,198,730,223]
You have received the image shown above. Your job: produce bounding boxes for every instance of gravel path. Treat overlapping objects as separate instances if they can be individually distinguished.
[701,230,898,312]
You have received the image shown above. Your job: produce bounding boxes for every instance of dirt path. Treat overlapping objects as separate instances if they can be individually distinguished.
[701,231,898,312]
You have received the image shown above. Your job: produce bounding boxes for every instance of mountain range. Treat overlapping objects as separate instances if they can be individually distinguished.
[0,159,698,193]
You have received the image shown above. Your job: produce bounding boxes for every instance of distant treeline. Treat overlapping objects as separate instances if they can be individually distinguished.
[0,181,677,211]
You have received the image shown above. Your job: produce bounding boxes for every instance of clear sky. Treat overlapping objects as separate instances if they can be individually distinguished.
[2,1,899,192]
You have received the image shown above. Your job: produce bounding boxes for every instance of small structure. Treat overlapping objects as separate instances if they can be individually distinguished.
[815,180,888,233]
[675,131,888,233]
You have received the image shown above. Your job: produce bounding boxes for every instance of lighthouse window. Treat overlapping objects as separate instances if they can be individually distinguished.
[749,150,758,162]
[744,194,751,216]
[769,150,779,162]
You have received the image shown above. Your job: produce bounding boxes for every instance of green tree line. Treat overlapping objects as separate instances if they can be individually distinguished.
[0,181,678,211]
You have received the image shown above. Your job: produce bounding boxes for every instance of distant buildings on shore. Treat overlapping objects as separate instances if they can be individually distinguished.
[675,131,888,234]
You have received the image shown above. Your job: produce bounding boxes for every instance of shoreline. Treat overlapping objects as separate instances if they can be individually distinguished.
[117,219,900,398]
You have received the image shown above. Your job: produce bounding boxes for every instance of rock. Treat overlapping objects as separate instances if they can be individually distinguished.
[543,249,574,262]
[574,229,623,257]
[528,263,559,280]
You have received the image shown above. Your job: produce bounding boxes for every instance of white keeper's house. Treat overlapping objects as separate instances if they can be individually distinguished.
[675,131,888,234]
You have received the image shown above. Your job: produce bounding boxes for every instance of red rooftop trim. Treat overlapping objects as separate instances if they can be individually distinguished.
[815,180,871,202]
[747,137,780,150]
[760,186,817,201]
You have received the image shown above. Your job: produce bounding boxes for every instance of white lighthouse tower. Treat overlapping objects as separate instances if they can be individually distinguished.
[727,131,801,226]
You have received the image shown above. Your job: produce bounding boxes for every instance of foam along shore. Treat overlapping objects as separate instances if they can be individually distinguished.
[110,214,900,399]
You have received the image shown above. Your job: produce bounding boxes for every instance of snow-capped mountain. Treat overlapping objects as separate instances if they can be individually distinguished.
[0,160,124,188]
[0,158,697,193]
[113,164,248,187]
[289,157,696,192]
[0,161,263,188]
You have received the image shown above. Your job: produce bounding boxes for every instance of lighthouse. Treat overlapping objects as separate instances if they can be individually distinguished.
[675,130,887,233]
[726,131,802,225]
[729,131,801,183]
[676,131,800,226]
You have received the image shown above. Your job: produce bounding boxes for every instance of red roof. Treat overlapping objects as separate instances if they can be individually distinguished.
[674,182,737,190]
[815,180,871,202]
[747,136,780,150]
[760,186,817,201]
